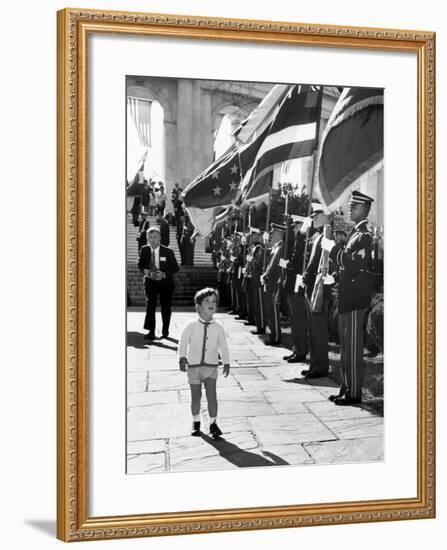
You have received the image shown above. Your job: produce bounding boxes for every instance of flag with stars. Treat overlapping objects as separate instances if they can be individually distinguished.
[182,123,271,235]
[181,147,242,235]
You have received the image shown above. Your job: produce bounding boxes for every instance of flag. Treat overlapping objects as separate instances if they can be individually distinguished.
[181,147,242,235]
[126,157,147,196]
[233,84,290,144]
[315,87,384,210]
[242,84,322,201]
[182,125,271,236]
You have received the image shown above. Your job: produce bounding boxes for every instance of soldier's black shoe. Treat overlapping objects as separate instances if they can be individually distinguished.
[251,329,265,335]
[287,354,308,363]
[283,349,297,360]
[301,368,311,376]
[333,396,362,406]
[209,422,223,439]
[328,393,343,402]
[162,332,169,339]
[305,371,328,379]
[244,320,255,326]
[191,421,201,436]
[144,332,156,340]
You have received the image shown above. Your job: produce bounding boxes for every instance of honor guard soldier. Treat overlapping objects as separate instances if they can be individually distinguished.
[234,236,247,320]
[324,190,375,405]
[261,223,285,345]
[250,227,266,335]
[302,206,333,378]
[241,228,258,326]
[282,215,309,363]
[228,235,242,314]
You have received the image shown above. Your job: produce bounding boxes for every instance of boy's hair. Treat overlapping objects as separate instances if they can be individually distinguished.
[194,287,219,306]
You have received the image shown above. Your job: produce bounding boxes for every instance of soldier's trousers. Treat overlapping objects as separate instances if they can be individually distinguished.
[286,293,308,356]
[244,278,255,322]
[235,280,247,317]
[306,298,329,375]
[265,289,281,342]
[338,309,365,400]
[229,280,237,311]
[252,279,266,331]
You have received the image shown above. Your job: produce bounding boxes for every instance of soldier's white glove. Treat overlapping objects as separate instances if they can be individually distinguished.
[279,258,289,268]
[323,274,335,285]
[321,237,336,252]
[294,274,304,292]
[300,217,313,234]
[263,231,269,243]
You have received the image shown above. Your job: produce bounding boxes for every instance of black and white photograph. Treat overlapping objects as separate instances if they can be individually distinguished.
[126,76,384,474]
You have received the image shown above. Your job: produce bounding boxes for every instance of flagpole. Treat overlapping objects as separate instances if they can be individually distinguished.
[263,184,272,270]
[302,85,324,274]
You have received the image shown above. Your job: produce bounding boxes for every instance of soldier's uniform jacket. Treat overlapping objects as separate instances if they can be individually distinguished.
[303,231,323,299]
[251,243,264,282]
[331,219,373,314]
[230,250,244,282]
[262,241,284,293]
[283,232,306,296]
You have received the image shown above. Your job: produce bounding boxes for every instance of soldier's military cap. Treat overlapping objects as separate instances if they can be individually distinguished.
[249,226,261,234]
[349,190,374,205]
[310,202,324,217]
[291,214,306,224]
[270,223,286,234]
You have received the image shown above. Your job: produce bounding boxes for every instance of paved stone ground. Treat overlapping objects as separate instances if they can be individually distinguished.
[127,308,383,474]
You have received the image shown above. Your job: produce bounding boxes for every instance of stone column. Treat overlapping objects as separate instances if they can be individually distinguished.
[192,81,202,176]
[200,89,214,171]
[177,79,194,188]
[164,119,177,212]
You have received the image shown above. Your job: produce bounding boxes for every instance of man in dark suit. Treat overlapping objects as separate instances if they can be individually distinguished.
[155,212,170,246]
[138,227,179,340]
[326,190,375,405]
[136,211,150,252]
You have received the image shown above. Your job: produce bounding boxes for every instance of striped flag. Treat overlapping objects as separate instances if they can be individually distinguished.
[241,84,322,201]
[182,126,270,236]
[315,87,384,210]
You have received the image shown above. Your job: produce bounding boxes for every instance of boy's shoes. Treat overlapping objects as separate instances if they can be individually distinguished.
[209,422,223,439]
[191,421,201,436]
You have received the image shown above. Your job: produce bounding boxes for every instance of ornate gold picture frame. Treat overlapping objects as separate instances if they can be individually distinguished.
[57,7,435,542]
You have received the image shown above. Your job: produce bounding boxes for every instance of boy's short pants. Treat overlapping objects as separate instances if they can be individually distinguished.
[187,365,218,385]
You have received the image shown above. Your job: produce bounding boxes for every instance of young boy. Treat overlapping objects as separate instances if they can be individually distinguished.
[178,288,230,437]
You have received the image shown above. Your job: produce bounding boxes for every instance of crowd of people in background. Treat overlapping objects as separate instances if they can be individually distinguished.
[129,178,197,266]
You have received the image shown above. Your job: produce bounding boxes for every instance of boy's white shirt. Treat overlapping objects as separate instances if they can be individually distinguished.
[178,317,230,366]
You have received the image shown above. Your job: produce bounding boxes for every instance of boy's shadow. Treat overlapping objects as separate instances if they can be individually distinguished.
[199,434,289,468]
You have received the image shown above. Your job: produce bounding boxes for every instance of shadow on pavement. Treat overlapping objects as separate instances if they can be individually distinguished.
[283,377,338,388]
[199,434,289,468]
[127,331,150,349]
[126,331,178,351]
